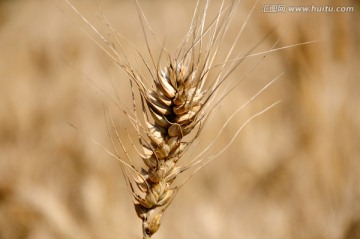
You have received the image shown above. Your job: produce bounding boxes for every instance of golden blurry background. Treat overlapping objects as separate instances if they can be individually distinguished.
[0,0,359,238]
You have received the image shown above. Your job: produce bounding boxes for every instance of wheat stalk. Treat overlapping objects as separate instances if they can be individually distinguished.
[61,0,314,238]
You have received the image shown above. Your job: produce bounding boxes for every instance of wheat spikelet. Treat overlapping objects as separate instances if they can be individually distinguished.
[61,0,314,238]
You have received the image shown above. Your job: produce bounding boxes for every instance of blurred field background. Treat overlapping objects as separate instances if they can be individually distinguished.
[0,0,359,238]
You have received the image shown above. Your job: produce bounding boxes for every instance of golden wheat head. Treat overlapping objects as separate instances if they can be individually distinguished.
[61,0,308,238]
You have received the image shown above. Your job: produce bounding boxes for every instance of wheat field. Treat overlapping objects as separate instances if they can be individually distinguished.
[0,0,359,238]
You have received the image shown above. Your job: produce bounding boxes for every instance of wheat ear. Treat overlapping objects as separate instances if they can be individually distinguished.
[61,0,312,238]
[125,1,249,237]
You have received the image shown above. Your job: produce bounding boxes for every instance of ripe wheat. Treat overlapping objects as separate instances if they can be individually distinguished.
[62,0,313,238]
